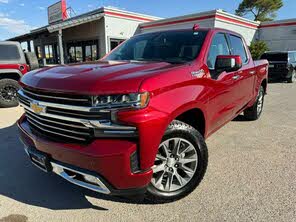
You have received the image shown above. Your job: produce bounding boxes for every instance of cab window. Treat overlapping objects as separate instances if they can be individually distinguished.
[207,33,230,70]
[229,35,248,64]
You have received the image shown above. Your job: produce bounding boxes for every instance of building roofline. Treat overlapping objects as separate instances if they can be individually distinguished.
[8,6,161,40]
[140,9,260,30]
[260,18,296,28]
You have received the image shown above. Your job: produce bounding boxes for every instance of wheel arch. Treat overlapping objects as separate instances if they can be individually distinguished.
[0,70,22,81]
[173,107,206,138]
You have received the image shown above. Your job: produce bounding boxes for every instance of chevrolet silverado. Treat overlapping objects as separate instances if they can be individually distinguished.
[17,27,268,202]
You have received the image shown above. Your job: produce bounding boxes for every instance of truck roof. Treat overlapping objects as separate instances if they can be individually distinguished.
[0,41,22,46]
[136,27,243,38]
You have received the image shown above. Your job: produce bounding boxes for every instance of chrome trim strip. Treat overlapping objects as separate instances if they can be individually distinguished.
[46,108,104,118]
[27,118,87,141]
[51,162,111,194]
[19,90,94,112]
[27,116,90,136]
[103,130,136,134]
[23,88,89,102]
[20,102,136,131]
[18,89,140,112]
[21,103,91,124]
[26,110,89,130]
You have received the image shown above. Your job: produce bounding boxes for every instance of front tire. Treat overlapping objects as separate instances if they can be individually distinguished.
[0,79,20,108]
[146,120,208,202]
[244,85,265,121]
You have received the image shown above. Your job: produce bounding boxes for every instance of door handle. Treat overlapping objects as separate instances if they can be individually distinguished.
[249,70,256,75]
[232,75,240,80]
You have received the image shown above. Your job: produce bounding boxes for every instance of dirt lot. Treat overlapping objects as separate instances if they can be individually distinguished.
[0,83,295,222]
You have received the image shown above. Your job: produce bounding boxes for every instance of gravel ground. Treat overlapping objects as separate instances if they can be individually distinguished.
[0,83,295,222]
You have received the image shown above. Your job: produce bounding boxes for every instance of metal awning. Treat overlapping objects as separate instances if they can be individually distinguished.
[47,13,104,33]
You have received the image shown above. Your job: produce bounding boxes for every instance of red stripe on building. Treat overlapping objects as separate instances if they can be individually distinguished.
[260,22,296,28]
[141,15,216,29]
[104,11,156,22]
[215,15,258,29]
[141,14,259,29]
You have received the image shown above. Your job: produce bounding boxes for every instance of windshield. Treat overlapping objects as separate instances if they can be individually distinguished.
[105,30,208,64]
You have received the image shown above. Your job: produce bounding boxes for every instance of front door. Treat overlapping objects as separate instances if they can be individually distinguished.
[206,33,239,132]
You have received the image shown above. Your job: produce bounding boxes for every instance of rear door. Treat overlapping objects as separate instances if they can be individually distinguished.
[228,34,256,114]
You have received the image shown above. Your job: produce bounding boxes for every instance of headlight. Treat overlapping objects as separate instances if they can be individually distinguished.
[92,92,150,109]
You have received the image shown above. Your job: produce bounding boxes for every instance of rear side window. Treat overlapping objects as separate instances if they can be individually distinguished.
[229,35,248,63]
[0,45,21,60]
[207,33,230,69]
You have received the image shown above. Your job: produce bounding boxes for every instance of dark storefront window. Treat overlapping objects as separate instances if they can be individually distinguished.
[67,40,98,63]
[45,45,53,59]
[36,46,42,59]
[110,39,125,51]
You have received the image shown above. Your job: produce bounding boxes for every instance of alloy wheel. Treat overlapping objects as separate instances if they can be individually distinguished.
[151,138,198,192]
[257,89,264,115]
[0,85,18,103]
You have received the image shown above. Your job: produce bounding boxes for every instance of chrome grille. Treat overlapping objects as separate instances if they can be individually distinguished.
[18,89,108,142]
[22,87,92,106]
[25,108,93,142]
[17,88,137,143]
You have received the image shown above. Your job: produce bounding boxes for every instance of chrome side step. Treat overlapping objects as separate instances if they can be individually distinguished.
[51,162,111,194]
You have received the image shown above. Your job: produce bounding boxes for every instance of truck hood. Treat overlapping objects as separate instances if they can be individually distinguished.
[21,61,180,95]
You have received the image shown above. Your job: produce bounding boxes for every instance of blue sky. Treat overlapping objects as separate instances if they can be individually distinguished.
[0,0,295,40]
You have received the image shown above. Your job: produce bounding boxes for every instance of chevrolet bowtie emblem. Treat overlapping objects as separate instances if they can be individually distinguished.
[30,101,46,114]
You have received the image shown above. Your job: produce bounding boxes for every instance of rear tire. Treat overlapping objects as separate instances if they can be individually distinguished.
[244,86,265,121]
[146,120,208,203]
[287,70,296,83]
[0,79,20,108]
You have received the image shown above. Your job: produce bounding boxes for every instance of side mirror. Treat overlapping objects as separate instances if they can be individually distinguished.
[215,55,242,73]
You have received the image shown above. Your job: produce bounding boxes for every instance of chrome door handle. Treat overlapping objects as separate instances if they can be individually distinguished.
[249,70,256,75]
[232,75,240,80]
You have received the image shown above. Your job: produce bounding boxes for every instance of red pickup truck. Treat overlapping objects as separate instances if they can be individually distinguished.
[17,27,268,202]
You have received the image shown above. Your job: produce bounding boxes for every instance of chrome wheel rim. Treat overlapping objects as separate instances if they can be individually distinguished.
[151,138,198,192]
[257,89,264,115]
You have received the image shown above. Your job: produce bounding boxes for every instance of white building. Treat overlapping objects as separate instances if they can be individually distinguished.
[10,7,161,65]
[139,9,296,51]
[10,7,296,65]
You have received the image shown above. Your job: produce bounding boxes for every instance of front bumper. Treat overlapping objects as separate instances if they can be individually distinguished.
[18,115,153,195]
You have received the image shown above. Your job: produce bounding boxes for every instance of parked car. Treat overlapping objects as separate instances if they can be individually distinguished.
[17,27,268,202]
[0,41,39,107]
[261,51,296,83]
